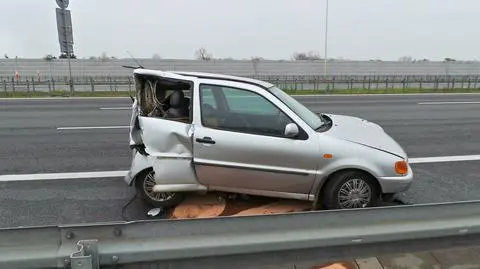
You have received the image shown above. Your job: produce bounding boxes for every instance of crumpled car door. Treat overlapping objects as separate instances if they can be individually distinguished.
[138,116,197,186]
[128,71,200,188]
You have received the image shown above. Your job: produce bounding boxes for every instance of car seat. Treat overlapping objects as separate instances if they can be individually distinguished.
[164,90,189,119]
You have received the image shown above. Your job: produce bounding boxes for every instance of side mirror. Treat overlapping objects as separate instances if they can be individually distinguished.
[284,123,299,138]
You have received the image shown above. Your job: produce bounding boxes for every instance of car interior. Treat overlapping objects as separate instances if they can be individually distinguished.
[135,75,294,138]
[135,74,192,123]
[200,85,294,137]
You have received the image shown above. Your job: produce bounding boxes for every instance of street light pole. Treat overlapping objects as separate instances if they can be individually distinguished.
[324,0,329,78]
[62,5,74,94]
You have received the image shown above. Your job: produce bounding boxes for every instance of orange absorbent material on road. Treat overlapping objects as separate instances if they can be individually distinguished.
[168,193,312,219]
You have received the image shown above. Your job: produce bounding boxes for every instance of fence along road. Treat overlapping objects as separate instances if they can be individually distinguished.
[3,58,480,93]
[3,74,480,93]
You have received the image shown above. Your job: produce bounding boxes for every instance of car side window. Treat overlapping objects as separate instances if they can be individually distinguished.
[200,84,293,137]
[222,87,278,115]
[200,87,218,109]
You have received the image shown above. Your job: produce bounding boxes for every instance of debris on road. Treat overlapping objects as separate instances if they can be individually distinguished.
[164,192,312,220]
[169,193,226,219]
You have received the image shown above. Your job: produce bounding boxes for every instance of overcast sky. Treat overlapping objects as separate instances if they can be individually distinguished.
[2,0,480,60]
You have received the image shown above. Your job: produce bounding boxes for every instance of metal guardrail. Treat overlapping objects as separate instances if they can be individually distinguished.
[2,200,480,269]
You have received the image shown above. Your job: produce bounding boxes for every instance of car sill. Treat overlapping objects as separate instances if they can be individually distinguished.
[193,160,311,176]
[210,186,314,201]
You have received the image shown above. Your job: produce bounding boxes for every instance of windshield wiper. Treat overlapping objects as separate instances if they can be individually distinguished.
[314,113,326,130]
[315,113,333,131]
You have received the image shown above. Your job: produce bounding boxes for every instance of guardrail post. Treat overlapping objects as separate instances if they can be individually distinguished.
[70,240,99,269]
[385,78,389,92]
[326,77,330,94]
[420,77,423,89]
[31,77,35,92]
[468,77,471,89]
[452,78,456,90]
[128,77,132,93]
[52,78,56,92]
[48,79,52,92]
[11,77,15,92]
[3,80,6,94]
[90,77,95,92]
[26,79,30,93]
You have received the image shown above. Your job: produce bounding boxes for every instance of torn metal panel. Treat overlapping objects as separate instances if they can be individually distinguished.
[128,99,143,147]
[124,151,150,185]
[138,117,193,157]
[138,116,198,186]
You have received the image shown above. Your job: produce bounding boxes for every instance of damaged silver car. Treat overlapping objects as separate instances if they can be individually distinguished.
[126,69,413,210]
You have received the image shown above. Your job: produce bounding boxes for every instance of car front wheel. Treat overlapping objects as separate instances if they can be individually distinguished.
[135,169,185,208]
[321,170,379,210]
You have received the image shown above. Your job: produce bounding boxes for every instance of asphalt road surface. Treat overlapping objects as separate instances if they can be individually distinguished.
[1,93,479,228]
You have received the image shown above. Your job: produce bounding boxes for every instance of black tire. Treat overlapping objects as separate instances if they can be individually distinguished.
[135,169,185,208]
[320,170,379,210]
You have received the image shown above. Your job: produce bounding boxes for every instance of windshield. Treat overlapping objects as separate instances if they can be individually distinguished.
[269,87,324,130]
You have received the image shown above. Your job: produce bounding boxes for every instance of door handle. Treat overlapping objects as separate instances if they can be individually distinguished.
[196,137,216,144]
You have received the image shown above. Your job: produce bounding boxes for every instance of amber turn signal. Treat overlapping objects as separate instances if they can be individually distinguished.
[395,161,408,175]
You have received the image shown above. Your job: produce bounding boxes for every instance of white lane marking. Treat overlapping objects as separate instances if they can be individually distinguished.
[1,155,479,182]
[0,171,128,182]
[57,126,130,130]
[418,101,480,105]
[410,155,480,164]
[100,107,131,110]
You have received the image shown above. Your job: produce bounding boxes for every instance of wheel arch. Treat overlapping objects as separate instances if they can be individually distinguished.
[129,167,153,186]
[313,168,382,209]
[125,151,153,186]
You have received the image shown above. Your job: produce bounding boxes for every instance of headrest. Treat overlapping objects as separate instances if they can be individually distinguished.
[169,91,185,108]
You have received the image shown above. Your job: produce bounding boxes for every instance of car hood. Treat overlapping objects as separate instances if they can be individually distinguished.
[322,114,407,159]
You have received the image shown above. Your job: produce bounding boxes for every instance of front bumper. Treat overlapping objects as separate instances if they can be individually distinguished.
[377,163,414,193]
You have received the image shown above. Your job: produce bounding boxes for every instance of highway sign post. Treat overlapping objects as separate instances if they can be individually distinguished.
[55,0,74,93]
